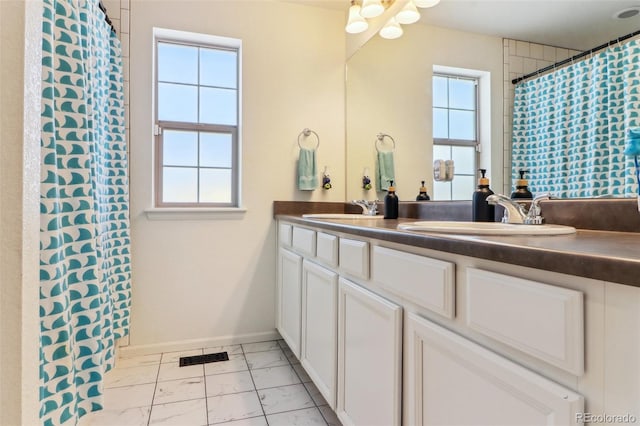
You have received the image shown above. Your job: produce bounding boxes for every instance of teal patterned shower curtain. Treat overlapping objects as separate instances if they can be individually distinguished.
[39,0,131,424]
[512,38,640,197]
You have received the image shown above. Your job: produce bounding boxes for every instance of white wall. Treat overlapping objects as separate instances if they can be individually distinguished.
[128,0,346,350]
[346,24,504,201]
[0,0,42,424]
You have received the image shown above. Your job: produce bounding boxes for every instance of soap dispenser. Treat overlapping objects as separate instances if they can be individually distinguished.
[416,181,431,201]
[511,170,533,200]
[472,169,495,222]
[384,180,399,219]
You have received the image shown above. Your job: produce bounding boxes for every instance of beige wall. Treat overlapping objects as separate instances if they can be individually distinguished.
[127,0,346,350]
[0,0,601,421]
[0,3,617,424]
[346,24,504,201]
[0,1,41,424]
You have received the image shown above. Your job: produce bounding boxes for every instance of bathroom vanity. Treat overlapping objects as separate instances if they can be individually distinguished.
[274,202,640,426]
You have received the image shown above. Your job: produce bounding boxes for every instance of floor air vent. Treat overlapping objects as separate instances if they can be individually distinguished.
[179,351,229,367]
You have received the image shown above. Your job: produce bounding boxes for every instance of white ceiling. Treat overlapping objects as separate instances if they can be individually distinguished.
[290,0,640,51]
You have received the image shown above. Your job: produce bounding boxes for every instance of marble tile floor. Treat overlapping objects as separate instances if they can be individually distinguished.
[79,339,342,426]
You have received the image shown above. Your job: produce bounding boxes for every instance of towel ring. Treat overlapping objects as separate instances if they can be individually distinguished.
[375,133,396,153]
[297,128,320,150]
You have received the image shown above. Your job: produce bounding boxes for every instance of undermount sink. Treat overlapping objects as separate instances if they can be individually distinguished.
[302,213,381,220]
[398,221,576,236]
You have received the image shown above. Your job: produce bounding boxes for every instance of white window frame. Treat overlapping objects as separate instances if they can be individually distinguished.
[432,74,480,149]
[150,28,243,215]
[432,65,492,201]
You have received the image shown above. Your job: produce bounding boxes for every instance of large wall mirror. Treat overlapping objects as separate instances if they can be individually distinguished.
[345,1,640,201]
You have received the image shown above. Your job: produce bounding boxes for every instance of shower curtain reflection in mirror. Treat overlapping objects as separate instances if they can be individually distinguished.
[512,37,640,198]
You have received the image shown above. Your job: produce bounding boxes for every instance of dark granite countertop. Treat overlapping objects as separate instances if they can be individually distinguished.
[276,214,640,288]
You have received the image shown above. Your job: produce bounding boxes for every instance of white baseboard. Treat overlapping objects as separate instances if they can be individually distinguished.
[117,330,282,357]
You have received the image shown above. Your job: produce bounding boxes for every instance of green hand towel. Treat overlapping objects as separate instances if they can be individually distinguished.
[376,151,395,191]
[298,148,318,190]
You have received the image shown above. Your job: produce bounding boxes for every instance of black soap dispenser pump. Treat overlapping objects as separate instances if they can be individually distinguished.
[384,180,399,219]
[472,169,495,222]
[416,181,431,201]
[511,170,533,200]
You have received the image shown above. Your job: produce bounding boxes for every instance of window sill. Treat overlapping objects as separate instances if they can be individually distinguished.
[144,207,247,221]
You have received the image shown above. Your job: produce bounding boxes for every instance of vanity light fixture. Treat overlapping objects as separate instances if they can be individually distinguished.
[346,1,369,33]
[395,1,421,24]
[413,0,440,7]
[345,0,441,38]
[379,16,404,39]
[361,0,385,18]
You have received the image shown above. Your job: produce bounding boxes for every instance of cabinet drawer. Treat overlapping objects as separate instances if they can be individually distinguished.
[292,226,316,257]
[466,268,584,375]
[316,232,338,267]
[372,246,455,319]
[339,238,369,279]
[279,223,292,246]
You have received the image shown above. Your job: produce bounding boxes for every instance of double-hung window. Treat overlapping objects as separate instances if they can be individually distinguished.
[432,74,479,200]
[154,29,241,207]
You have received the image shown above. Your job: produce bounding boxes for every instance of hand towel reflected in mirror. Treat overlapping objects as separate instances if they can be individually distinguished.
[297,147,318,190]
[376,150,395,191]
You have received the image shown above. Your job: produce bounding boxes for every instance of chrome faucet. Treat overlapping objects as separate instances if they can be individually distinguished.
[351,199,379,216]
[524,193,550,224]
[486,193,550,224]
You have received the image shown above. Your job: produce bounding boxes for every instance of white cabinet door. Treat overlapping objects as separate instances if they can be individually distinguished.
[405,312,584,426]
[277,248,302,358]
[337,278,402,426]
[301,260,339,408]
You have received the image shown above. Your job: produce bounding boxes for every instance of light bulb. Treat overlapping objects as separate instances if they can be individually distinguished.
[345,4,369,34]
[361,0,384,18]
[396,1,420,24]
[414,0,440,8]
[379,17,403,39]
